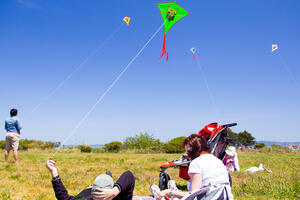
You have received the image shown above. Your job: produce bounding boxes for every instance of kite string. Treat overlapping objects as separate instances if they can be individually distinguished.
[52,21,166,157]
[194,55,221,121]
[278,53,300,92]
[23,23,124,121]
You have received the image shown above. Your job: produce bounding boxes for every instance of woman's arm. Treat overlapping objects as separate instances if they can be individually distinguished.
[15,120,22,133]
[168,190,189,198]
[157,189,188,199]
[93,171,135,200]
[190,173,202,191]
[158,173,203,199]
[46,160,75,200]
[92,187,120,200]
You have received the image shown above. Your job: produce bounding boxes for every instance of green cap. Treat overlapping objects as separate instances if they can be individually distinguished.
[91,174,114,195]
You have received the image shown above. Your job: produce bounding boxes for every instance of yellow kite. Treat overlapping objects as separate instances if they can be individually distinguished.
[123,16,131,26]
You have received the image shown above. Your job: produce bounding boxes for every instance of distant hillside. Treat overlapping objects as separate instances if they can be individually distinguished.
[257,141,300,146]
[64,142,300,148]
[63,144,104,148]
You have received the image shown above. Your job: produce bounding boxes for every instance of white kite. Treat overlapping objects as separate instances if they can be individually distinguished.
[190,47,197,60]
[272,44,278,52]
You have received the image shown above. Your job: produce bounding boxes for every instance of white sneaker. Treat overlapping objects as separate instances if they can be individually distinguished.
[150,184,161,199]
[167,180,179,191]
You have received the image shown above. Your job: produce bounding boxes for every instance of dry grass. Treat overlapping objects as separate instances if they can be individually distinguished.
[0,149,299,199]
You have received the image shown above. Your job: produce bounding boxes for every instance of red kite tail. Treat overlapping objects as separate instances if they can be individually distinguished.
[193,55,196,60]
[159,34,169,61]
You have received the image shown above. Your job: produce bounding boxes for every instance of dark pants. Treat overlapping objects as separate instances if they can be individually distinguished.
[113,171,135,200]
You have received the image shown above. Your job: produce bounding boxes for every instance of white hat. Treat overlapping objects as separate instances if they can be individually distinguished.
[225,149,235,157]
[228,146,236,152]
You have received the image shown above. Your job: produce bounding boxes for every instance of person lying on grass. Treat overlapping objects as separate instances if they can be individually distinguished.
[46,159,135,200]
[150,134,233,200]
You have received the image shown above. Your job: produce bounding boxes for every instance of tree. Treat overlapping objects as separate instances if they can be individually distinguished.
[77,145,92,153]
[228,129,255,147]
[238,131,255,147]
[228,129,240,147]
[165,136,187,153]
[105,141,122,153]
[123,132,165,152]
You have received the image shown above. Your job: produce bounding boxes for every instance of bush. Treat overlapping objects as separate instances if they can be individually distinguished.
[77,145,92,153]
[0,141,5,149]
[19,140,29,150]
[165,136,187,153]
[269,144,291,153]
[255,142,266,149]
[123,132,165,153]
[92,148,105,153]
[271,144,282,148]
[105,141,122,153]
[0,139,58,150]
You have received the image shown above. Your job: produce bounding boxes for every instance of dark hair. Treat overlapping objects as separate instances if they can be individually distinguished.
[183,134,211,160]
[10,108,18,117]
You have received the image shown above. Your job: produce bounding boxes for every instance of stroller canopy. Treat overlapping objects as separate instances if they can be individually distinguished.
[198,123,222,141]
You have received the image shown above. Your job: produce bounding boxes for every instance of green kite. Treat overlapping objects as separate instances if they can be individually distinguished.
[157,2,189,61]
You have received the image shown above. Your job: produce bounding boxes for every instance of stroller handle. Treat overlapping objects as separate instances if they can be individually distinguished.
[222,123,237,128]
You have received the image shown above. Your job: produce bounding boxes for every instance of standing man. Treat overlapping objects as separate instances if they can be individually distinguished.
[4,108,22,163]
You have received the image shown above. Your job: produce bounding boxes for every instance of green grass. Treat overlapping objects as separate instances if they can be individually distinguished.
[0,149,299,199]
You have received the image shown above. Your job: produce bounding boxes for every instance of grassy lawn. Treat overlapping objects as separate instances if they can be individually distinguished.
[0,149,299,199]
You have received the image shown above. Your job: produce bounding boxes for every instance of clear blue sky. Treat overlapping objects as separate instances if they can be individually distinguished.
[1,0,299,144]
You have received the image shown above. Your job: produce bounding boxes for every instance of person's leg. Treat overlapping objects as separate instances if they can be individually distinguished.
[13,150,18,163]
[11,136,19,163]
[4,137,11,162]
[150,184,163,199]
[113,171,135,200]
[4,149,9,162]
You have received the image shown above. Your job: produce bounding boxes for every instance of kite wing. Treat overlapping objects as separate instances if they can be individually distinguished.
[123,16,131,26]
[157,2,189,61]
[272,44,278,52]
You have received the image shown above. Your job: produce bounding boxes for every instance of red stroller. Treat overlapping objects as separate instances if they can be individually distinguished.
[158,123,237,189]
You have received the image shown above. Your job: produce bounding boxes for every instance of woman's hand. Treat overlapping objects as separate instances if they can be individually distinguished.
[46,159,58,178]
[92,187,120,200]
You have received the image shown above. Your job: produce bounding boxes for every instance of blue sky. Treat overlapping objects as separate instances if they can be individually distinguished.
[0,0,299,144]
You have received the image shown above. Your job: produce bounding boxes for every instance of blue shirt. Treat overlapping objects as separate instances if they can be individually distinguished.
[5,116,22,134]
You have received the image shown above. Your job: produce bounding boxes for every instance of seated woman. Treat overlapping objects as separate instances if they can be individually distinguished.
[150,134,233,200]
[46,159,135,200]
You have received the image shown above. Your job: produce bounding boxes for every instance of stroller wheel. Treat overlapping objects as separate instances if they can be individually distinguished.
[159,172,170,190]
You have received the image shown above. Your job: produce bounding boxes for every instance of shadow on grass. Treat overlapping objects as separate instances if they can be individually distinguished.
[176,184,188,191]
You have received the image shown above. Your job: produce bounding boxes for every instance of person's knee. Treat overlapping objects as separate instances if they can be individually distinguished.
[124,171,135,179]
[126,170,134,176]
[123,171,135,186]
